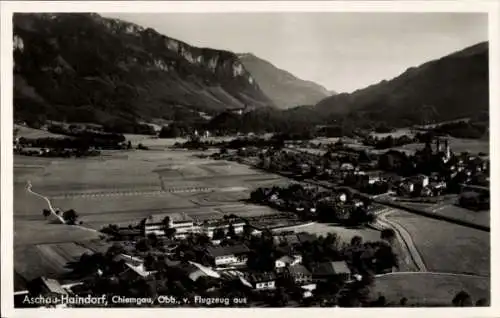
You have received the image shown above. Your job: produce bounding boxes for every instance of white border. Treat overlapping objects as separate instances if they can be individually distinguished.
[1,1,499,318]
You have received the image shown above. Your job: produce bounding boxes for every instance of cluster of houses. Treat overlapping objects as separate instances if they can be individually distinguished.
[17,227,357,308]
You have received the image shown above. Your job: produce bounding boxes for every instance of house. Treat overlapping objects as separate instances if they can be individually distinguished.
[201,218,245,238]
[411,174,429,188]
[205,244,250,267]
[311,261,352,282]
[429,181,447,195]
[286,264,312,285]
[142,213,196,239]
[399,180,414,194]
[275,254,302,270]
[27,277,68,297]
[169,213,196,238]
[241,272,276,290]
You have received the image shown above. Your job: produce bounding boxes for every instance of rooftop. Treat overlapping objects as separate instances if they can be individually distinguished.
[205,244,250,257]
[247,272,276,283]
[311,261,351,276]
[144,212,193,225]
[287,264,311,276]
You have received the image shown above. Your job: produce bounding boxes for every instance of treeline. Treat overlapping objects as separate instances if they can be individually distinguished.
[431,120,488,139]
[18,134,125,150]
[363,135,418,150]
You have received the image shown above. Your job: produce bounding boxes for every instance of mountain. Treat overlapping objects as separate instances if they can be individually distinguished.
[238,53,332,109]
[314,42,489,127]
[13,13,274,129]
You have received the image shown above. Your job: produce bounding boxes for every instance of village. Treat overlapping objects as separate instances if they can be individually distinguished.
[15,130,490,308]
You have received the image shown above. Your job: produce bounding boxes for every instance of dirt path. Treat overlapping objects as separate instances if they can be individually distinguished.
[26,181,101,234]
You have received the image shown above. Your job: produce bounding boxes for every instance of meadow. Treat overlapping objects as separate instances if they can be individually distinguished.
[386,212,490,276]
[370,272,489,306]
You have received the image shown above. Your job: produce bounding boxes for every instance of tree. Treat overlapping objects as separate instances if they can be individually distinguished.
[106,243,125,258]
[136,238,151,252]
[42,209,51,219]
[144,253,155,271]
[400,297,408,306]
[452,290,473,307]
[243,223,254,238]
[380,228,396,244]
[271,287,289,307]
[213,228,226,240]
[162,216,176,238]
[62,209,78,225]
[147,233,159,247]
[350,236,363,247]
[227,223,236,238]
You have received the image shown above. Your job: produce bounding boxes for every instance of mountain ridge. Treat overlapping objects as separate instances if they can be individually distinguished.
[237,52,333,109]
[314,41,489,126]
[13,13,274,130]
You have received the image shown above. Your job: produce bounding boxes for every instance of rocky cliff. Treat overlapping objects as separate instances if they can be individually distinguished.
[13,13,274,126]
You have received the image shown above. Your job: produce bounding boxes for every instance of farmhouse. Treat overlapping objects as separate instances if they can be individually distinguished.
[275,254,302,270]
[286,264,312,285]
[241,272,277,290]
[205,244,250,267]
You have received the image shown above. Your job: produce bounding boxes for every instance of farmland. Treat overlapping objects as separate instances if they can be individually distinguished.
[15,124,68,139]
[370,272,489,306]
[14,148,294,290]
[385,211,490,276]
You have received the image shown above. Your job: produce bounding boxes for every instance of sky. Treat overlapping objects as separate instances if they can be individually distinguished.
[102,12,488,93]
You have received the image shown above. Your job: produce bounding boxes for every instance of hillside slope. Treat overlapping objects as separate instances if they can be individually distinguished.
[238,53,332,109]
[13,13,274,127]
[315,42,489,126]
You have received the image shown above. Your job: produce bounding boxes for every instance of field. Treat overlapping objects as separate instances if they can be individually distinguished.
[14,148,292,289]
[15,124,68,139]
[386,211,490,276]
[370,272,489,306]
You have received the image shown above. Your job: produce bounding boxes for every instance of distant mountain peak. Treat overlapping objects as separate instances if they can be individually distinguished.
[238,53,333,109]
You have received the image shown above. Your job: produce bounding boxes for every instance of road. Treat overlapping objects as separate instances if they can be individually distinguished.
[374,209,428,272]
[26,180,101,234]
[238,158,431,272]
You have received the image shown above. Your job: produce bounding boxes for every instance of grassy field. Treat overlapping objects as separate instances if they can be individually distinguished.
[394,200,490,229]
[387,211,490,276]
[14,147,286,238]
[15,125,68,139]
[370,272,489,306]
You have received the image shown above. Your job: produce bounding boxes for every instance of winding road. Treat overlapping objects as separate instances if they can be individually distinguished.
[374,209,428,272]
